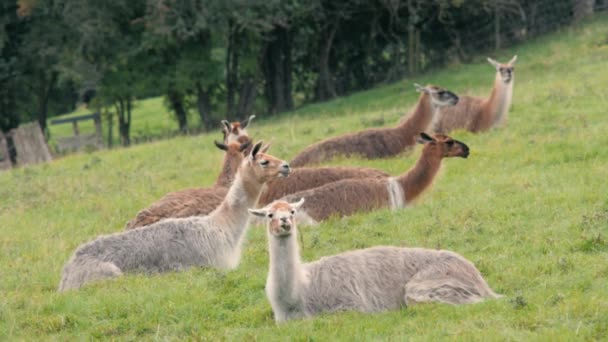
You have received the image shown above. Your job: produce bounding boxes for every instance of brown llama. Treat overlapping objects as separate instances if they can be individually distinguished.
[289,84,458,167]
[282,133,469,225]
[222,115,255,145]
[257,166,389,206]
[433,56,517,133]
[125,140,252,229]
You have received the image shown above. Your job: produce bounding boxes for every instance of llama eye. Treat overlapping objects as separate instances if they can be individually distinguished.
[268,213,273,218]
[290,210,295,215]
[260,160,269,167]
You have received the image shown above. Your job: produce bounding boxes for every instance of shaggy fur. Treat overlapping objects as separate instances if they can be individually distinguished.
[125,140,251,229]
[433,56,516,133]
[257,166,389,206]
[59,141,289,291]
[282,133,469,224]
[250,200,500,322]
[289,85,458,167]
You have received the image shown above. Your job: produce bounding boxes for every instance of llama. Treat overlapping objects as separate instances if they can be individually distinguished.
[125,140,252,229]
[282,133,469,225]
[59,141,289,291]
[250,199,500,322]
[433,56,517,133]
[257,166,389,206]
[289,84,458,167]
[222,115,255,145]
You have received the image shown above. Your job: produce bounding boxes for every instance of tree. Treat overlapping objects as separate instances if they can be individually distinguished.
[61,0,148,146]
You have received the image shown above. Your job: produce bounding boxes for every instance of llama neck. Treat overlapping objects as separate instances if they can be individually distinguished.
[211,166,262,242]
[267,230,305,303]
[485,73,514,126]
[215,151,241,187]
[396,93,435,147]
[396,150,443,202]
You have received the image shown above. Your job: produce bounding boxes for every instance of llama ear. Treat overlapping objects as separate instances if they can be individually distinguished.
[221,120,231,132]
[291,198,305,210]
[214,140,228,151]
[413,83,426,93]
[248,208,268,218]
[239,140,252,152]
[260,141,271,153]
[487,57,499,69]
[416,132,435,144]
[508,55,517,65]
[241,115,255,129]
[250,141,263,159]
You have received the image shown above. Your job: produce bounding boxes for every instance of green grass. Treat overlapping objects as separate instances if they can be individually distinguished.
[2,14,608,340]
[48,97,178,149]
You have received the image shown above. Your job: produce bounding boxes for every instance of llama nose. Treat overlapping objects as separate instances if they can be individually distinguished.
[280,217,288,223]
[279,162,290,176]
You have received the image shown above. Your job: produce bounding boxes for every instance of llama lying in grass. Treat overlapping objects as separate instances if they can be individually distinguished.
[289,84,458,167]
[250,199,500,322]
[125,140,252,229]
[433,56,517,133]
[282,133,469,225]
[58,141,289,292]
[222,115,255,144]
[257,166,389,206]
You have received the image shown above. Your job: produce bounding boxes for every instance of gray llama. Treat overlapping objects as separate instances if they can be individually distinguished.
[59,141,289,291]
[250,199,501,322]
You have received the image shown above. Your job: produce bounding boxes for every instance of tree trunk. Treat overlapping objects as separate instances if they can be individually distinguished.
[315,23,338,102]
[36,71,56,140]
[494,2,501,50]
[573,0,595,21]
[226,19,239,120]
[106,110,113,148]
[167,89,188,133]
[261,26,294,114]
[236,75,257,118]
[116,98,131,146]
[196,83,213,131]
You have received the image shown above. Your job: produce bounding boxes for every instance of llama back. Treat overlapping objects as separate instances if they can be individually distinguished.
[258,167,389,206]
[61,216,223,291]
[299,246,498,314]
[433,95,484,133]
[290,128,402,167]
[301,247,418,314]
[126,187,228,229]
[283,178,390,223]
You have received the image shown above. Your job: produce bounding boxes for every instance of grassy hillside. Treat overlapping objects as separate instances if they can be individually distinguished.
[2,14,607,340]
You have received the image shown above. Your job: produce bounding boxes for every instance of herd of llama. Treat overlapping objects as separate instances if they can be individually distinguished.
[59,56,517,322]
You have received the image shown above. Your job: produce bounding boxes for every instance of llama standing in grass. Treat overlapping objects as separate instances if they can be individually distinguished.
[59,141,289,292]
[282,133,469,225]
[250,199,500,322]
[222,115,255,144]
[290,84,458,167]
[125,140,252,229]
[433,56,517,133]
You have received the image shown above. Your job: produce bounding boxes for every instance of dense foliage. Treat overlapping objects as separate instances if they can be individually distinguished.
[0,0,603,145]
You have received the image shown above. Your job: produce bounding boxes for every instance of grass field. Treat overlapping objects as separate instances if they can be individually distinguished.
[2,14,607,340]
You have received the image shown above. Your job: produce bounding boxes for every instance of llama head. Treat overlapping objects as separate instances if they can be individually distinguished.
[417,132,469,159]
[414,83,459,108]
[249,199,305,237]
[221,115,256,145]
[244,141,290,183]
[487,55,517,84]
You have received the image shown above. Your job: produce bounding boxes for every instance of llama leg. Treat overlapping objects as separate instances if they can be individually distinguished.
[404,264,498,305]
[58,258,122,292]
